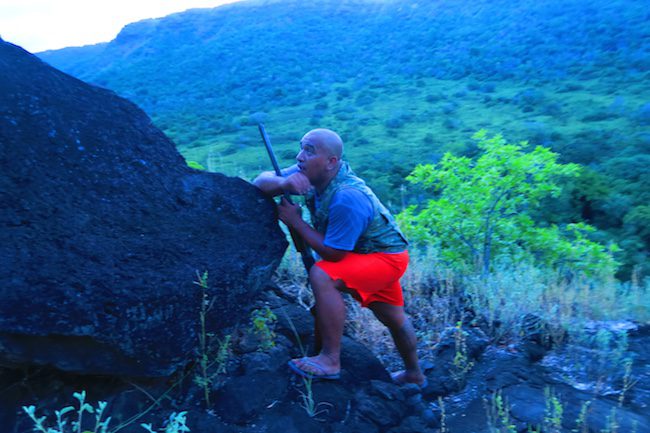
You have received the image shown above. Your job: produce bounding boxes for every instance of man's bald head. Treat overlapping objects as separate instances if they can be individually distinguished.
[302,128,343,159]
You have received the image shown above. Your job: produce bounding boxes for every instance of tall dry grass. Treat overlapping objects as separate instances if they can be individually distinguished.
[274,243,649,369]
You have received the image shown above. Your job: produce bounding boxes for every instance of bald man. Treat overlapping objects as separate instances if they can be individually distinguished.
[253,128,425,387]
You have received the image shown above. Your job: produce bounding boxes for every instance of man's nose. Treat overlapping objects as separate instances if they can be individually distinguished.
[296,150,305,162]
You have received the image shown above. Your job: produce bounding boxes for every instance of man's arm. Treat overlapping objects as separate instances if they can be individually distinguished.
[252,171,286,197]
[253,168,312,197]
[278,199,347,262]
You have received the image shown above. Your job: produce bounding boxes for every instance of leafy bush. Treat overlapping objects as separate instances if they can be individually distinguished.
[514,88,546,111]
[251,306,278,351]
[398,131,618,277]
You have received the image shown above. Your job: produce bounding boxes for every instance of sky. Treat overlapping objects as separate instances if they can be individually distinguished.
[0,0,243,53]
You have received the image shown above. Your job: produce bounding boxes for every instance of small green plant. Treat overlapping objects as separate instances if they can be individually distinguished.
[251,306,277,351]
[23,391,110,433]
[193,271,231,408]
[194,270,212,407]
[438,397,448,433]
[192,334,231,408]
[22,391,190,433]
[543,387,564,433]
[140,412,190,433]
[618,358,637,407]
[484,390,517,433]
[297,377,333,420]
[279,306,334,420]
[574,400,592,433]
[451,321,474,386]
[600,407,619,433]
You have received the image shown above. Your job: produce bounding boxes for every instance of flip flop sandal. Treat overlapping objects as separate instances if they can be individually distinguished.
[391,371,428,390]
[288,358,341,380]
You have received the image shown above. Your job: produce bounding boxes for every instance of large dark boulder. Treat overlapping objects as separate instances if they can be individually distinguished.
[0,39,287,377]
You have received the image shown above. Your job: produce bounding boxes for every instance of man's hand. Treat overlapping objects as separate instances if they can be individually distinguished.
[277,197,347,262]
[277,197,304,228]
[281,172,312,195]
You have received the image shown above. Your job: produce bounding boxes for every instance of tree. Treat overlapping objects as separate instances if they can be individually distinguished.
[398,130,618,277]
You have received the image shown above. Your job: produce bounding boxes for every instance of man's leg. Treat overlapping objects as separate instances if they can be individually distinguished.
[309,305,322,355]
[368,301,425,385]
[292,265,345,375]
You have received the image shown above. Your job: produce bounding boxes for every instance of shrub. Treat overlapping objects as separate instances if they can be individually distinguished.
[398,130,618,277]
[514,88,545,110]
[251,306,278,351]
[384,112,409,129]
[635,102,650,125]
[425,93,443,103]
[443,117,460,130]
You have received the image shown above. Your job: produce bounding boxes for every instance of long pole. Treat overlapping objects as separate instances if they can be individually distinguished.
[258,123,315,272]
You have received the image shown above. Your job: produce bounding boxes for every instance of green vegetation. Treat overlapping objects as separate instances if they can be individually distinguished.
[438,397,448,433]
[399,131,618,277]
[250,306,277,351]
[185,160,205,170]
[575,401,592,433]
[320,234,648,396]
[279,307,333,420]
[30,2,649,426]
[270,129,645,433]
[451,321,474,386]
[543,388,564,433]
[484,390,517,433]
[38,0,649,278]
[140,413,190,433]
[194,270,212,407]
[298,377,333,420]
[23,391,111,433]
[22,391,190,433]
[483,386,638,433]
[193,271,231,408]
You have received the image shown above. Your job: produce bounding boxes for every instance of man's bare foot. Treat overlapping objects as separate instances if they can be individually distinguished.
[391,370,427,388]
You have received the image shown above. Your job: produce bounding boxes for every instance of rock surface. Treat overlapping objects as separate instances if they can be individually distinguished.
[0,39,287,377]
[3,285,650,433]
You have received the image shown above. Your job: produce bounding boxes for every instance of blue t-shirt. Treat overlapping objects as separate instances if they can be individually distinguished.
[281,165,373,251]
[320,188,373,251]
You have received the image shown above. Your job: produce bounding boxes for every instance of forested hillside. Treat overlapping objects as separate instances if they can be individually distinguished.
[38,0,650,277]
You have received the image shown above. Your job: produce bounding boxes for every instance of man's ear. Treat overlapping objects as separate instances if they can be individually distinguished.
[327,156,339,170]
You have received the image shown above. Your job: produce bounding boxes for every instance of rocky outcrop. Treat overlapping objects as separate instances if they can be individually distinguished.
[0,39,287,377]
[1,288,438,433]
[3,285,649,432]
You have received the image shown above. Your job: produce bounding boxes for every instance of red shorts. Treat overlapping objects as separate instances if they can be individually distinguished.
[315,250,409,308]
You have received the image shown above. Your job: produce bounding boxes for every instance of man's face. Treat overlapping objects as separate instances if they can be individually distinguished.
[296,134,331,186]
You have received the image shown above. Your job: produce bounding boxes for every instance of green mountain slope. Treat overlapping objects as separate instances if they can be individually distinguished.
[37,0,650,276]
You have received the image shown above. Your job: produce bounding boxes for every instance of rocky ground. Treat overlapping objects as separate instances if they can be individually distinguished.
[2,284,649,433]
